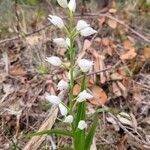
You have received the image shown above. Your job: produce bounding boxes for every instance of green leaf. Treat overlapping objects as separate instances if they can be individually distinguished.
[26,129,74,138]
[75,74,86,128]
[124,66,133,77]
[84,114,99,150]
[74,73,86,150]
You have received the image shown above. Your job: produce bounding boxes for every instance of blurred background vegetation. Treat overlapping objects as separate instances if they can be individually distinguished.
[0,0,149,38]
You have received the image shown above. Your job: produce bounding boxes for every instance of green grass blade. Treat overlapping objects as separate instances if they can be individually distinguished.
[74,74,87,150]
[84,114,99,150]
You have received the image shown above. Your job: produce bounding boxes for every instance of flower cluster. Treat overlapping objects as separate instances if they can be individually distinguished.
[45,0,97,132]
[48,0,97,36]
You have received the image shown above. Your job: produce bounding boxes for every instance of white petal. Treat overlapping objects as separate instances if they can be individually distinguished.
[76,20,90,31]
[64,115,73,123]
[53,38,68,48]
[66,38,70,47]
[46,56,62,66]
[68,0,76,12]
[78,120,87,130]
[59,103,68,116]
[77,90,93,102]
[48,15,64,29]
[78,59,93,72]
[57,0,68,8]
[57,80,69,91]
[46,95,61,105]
[80,27,97,37]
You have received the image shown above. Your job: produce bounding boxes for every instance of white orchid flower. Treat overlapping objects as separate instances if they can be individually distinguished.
[78,59,93,72]
[59,103,68,116]
[57,0,68,8]
[64,115,73,123]
[80,27,97,37]
[53,38,68,48]
[57,79,69,91]
[68,0,76,12]
[76,20,90,31]
[48,15,64,29]
[77,90,93,102]
[46,56,62,67]
[46,95,61,105]
[78,120,87,130]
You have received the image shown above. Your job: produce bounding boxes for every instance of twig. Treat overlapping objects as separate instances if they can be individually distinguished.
[0,23,51,45]
[14,0,20,36]
[108,112,150,146]
[132,80,150,90]
[1,13,149,44]
[82,13,150,44]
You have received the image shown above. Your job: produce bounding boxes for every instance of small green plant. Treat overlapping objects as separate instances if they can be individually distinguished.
[36,65,48,75]
[30,0,99,149]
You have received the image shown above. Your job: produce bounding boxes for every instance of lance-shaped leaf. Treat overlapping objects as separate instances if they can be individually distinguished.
[74,73,86,150]
[84,114,98,150]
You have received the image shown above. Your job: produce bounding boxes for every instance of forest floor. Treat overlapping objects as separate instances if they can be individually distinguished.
[0,0,150,149]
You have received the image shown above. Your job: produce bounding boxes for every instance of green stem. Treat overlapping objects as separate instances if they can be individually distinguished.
[69,11,75,113]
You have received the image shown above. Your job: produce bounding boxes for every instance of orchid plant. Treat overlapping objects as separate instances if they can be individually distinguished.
[31,0,99,149]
